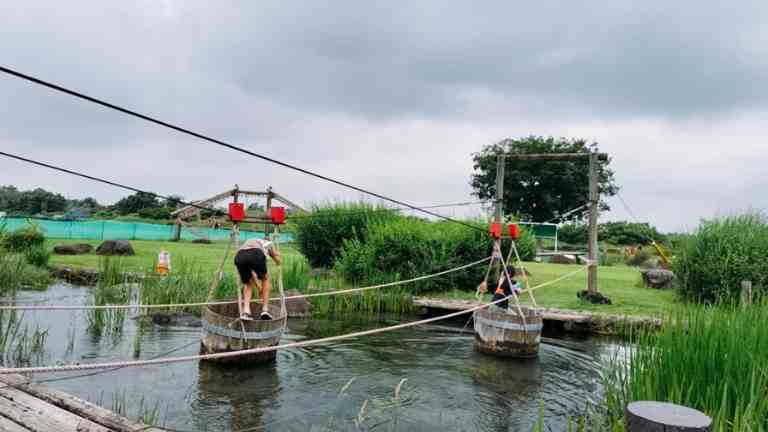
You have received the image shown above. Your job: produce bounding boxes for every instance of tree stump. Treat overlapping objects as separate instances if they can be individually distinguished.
[625,401,711,431]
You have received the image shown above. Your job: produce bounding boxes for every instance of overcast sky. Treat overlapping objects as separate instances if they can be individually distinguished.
[1,1,766,232]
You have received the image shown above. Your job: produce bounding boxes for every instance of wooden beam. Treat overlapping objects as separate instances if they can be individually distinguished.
[171,188,237,218]
[502,153,608,161]
[271,192,307,213]
[0,387,110,432]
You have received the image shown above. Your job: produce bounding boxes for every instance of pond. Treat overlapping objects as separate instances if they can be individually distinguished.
[3,283,620,431]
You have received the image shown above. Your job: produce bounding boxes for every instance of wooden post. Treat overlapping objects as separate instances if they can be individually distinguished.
[494,154,505,280]
[741,280,753,307]
[265,186,274,239]
[626,401,711,431]
[587,152,599,295]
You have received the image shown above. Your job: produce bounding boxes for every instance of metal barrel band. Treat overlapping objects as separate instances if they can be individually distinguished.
[473,314,543,332]
[201,320,285,340]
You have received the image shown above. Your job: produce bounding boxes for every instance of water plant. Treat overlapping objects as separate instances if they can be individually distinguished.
[86,258,130,339]
[0,251,51,293]
[0,310,48,366]
[602,300,768,431]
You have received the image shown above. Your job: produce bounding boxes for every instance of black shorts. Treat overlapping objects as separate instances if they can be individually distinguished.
[234,249,268,284]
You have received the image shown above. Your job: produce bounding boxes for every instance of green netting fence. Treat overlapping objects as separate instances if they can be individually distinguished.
[0,218,293,242]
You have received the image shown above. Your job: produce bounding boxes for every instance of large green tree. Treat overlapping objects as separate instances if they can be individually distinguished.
[113,192,160,215]
[470,136,618,222]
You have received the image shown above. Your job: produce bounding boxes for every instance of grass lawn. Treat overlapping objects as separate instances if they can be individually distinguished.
[436,262,678,317]
[46,239,303,275]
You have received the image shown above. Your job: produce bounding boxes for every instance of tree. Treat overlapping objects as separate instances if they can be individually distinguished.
[164,195,185,209]
[113,192,160,215]
[470,136,618,222]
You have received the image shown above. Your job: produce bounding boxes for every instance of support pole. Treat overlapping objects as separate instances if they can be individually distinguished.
[265,186,273,239]
[494,154,505,280]
[587,152,599,295]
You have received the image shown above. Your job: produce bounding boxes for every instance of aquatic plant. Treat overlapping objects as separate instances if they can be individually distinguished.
[603,300,768,431]
[0,310,48,366]
[0,251,51,293]
[86,258,130,338]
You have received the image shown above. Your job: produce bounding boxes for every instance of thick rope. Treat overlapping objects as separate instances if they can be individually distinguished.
[510,241,538,307]
[0,257,492,311]
[0,265,586,375]
[205,228,237,301]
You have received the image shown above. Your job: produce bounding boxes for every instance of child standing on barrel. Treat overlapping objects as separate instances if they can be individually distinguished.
[480,275,522,311]
[234,237,282,320]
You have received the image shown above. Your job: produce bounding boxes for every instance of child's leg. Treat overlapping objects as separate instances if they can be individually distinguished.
[242,272,258,316]
[259,274,271,314]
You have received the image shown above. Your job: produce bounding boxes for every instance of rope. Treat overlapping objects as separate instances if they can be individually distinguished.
[510,241,538,307]
[0,257,492,311]
[0,265,587,375]
[205,228,237,301]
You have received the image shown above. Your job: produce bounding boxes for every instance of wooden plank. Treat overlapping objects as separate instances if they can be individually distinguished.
[0,375,161,432]
[0,415,32,432]
[0,389,109,432]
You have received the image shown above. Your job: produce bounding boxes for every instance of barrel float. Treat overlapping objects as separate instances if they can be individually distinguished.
[473,306,542,358]
[200,300,286,364]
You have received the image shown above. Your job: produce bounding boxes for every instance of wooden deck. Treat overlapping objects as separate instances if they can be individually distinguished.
[413,298,661,335]
[0,374,162,432]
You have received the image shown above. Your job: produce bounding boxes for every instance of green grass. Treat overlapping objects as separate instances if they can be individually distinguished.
[603,301,768,431]
[46,239,303,276]
[435,262,677,317]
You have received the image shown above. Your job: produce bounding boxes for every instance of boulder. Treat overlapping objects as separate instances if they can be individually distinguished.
[53,243,93,255]
[95,240,135,256]
[577,290,612,305]
[641,269,675,289]
[284,289,313,317]
[192,238,212,244]
[51,266,99,286]
[551,254,578,265]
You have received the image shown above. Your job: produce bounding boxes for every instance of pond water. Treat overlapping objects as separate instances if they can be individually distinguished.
[3,283,620,431]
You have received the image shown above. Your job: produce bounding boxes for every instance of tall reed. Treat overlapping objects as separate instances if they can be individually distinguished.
[87,258,130,338]
[0,310,48,366]
[603,301,768,431]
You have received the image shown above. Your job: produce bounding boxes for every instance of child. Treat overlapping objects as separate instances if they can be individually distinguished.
[234,238,281,320]
[491,276,522,310]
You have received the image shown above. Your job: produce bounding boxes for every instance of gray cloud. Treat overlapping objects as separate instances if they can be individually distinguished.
[1,1,767,232]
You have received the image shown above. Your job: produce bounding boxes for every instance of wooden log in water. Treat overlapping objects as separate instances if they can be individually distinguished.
[625,401,712,431]
[473,306,543,358]
[200,300,286,364]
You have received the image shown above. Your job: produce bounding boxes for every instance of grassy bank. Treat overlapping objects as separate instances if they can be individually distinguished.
[46,239,303,275]
[603,301,768,431]
[436,262,676,317]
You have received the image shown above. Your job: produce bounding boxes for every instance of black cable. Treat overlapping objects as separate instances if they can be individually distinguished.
[0,65,485,232]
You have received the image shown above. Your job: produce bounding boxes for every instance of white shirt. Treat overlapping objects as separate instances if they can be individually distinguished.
[239,238,274,253]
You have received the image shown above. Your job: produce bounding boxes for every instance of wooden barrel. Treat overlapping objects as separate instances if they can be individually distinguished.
[200,300,286,364]
[473,306,543,358]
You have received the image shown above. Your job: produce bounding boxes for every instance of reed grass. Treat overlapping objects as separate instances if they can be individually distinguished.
[0,252,51,293]
[602,300,768,431]
[86,258,130,338]
[0,310,48,366]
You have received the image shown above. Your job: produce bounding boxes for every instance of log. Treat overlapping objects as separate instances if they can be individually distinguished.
[625,401,711,431]
[0,387,110,432]
[0,374,162,432]
[0,416,32,432]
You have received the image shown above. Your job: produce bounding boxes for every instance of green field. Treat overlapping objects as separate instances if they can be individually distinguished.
[46,239,303,275]
[46,239,675,316]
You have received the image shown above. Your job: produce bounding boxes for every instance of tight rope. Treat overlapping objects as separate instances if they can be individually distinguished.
[0,265,587,375]
[0,257,492,311]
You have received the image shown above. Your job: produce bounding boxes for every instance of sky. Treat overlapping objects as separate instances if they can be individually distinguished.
[1,1,767,232]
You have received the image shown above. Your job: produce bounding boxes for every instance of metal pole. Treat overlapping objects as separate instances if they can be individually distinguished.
[587,152,599,295]
[494,154,505,281]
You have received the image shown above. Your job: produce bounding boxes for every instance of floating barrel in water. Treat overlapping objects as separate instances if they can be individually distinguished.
[473,306,543,358]
[200,300,286,364]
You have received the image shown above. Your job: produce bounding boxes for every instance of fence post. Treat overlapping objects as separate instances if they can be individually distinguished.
[741,280,753,307]
[132,224,137,240]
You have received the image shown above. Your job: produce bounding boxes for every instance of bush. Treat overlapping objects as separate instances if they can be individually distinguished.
[0,253,51,292]
[558,223,588,245]
[601,221,666,245]
[335,218,535,294]
[2,225,45,252]
[673,213,768,302]
[624,248,653,267]
[137,207,172,220]
[23,245,50,268]
[294,202,402,268]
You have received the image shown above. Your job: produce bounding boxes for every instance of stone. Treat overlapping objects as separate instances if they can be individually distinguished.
[641,269,675,289]
[284,289,313,317]
[53,243,93,255]
[577,290,612,305]
[551,254,578,265]
[51,266,99,286]
[95,240,135,256]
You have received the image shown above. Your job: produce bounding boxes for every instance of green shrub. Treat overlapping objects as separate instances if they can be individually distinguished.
[601,221,666,245]
[335,218,534,294]
[294,202,401,268]
[2,225,45,252]
[558,223,588,245]
[673,213,768,302]
[624,248,653,267]
[0,253,51,293]
[23,245,50,268]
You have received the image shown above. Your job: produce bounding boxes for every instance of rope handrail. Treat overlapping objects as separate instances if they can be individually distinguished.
[0,265,587,375]
[0,257,492,311]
